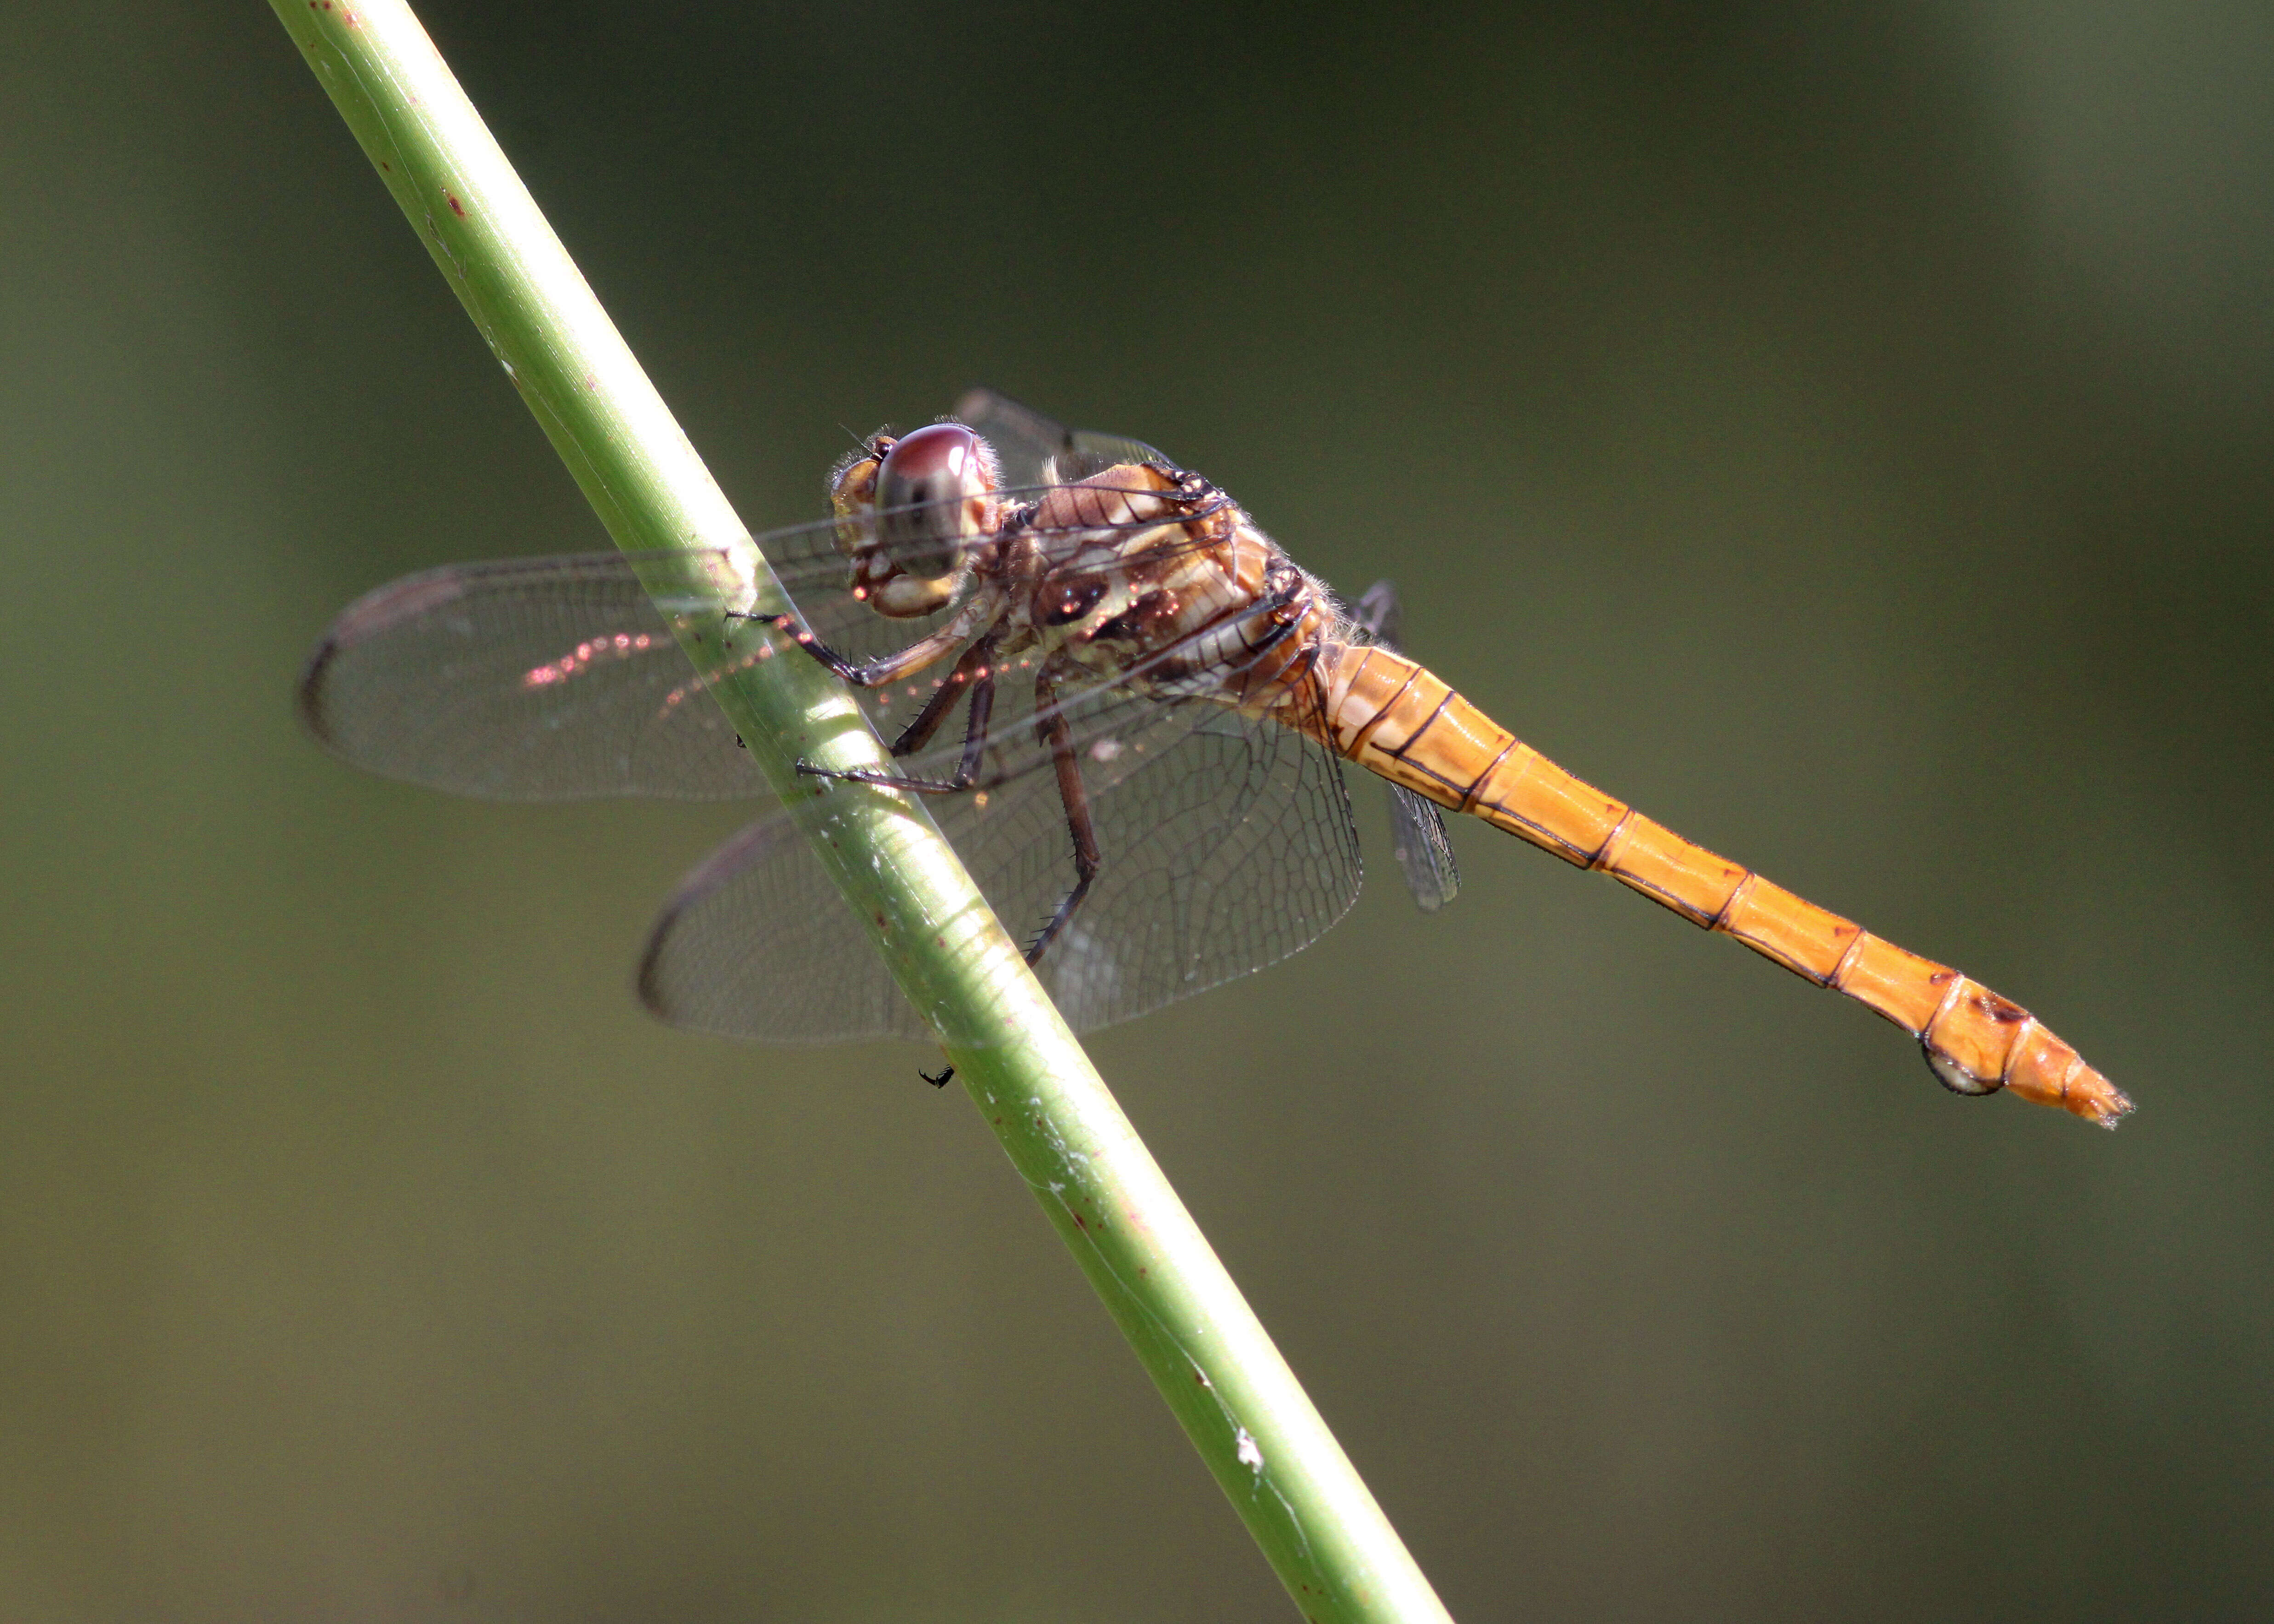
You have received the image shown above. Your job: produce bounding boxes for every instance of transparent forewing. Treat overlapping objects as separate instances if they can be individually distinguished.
[297,517,995,803]
[637,687,1363,1041]
[1350,580,1461,910]
[298,552,769,801]
[298,480,1240,803]
[951,387,1172,486]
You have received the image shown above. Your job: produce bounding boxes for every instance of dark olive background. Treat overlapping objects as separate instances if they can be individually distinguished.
[5,2,2271,1619]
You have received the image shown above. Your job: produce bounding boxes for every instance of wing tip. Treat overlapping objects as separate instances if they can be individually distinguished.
[634,817,800,1030]
[297,568,481,750]
[632,914,678,1024]
[295,633,343,747]
[634,860,727,1027]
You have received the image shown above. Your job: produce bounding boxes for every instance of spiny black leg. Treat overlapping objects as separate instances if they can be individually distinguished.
[1024,673,1102,967]
[729,609,870,681]
[800,635,999,795]
[888,652,974,757]
[888,631,998,758]
[919,1064,955,1088]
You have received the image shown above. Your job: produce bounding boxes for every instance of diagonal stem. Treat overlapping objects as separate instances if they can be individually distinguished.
[268,5,1455,1618]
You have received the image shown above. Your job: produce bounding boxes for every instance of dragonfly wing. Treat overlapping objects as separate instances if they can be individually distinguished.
[904,670,1363,1033]
[298,519,1001,802]
[950,387,1173,485]
[998,701,1363,1033]
[1386,784,1461,912]
[636,812,933,1042]
[1351,579,1406,650]
[312,463,1369,1041]
[637,681,1363,1041]
[299,551,769,801]
[1350,579,1461,910]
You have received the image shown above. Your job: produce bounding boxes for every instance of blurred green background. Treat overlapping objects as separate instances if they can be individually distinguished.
[5,1,2270,1618]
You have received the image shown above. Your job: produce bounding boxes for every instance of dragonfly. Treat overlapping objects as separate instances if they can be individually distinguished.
[300,389,2131,1127]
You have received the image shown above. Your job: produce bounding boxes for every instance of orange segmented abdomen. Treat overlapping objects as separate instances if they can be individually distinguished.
[1308,642,2132,1127]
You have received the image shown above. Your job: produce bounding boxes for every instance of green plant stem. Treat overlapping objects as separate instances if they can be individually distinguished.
[270,5,1455,1618]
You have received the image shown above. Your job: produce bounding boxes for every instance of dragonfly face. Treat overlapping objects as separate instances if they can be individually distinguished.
[837,421,999,615]
[299,388,2128,1127]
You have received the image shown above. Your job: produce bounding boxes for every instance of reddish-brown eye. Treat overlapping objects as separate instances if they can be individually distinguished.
[876,423,998,579]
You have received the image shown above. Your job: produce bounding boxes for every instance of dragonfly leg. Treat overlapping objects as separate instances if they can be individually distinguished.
[798,631,1001,794]
[886,630,999,757]
[731,610,945,686]
[1024,667,1102,966]
[734,584,1004,688]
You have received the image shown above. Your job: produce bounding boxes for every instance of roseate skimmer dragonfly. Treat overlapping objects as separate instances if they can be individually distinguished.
[301,390,2131,1127]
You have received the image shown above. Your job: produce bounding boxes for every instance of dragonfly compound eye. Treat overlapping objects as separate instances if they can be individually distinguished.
[873,422,999,584]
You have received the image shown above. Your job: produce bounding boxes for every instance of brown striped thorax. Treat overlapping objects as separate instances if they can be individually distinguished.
[829,420,1337,710]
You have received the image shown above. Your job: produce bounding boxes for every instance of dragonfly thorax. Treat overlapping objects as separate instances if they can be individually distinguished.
[1023,466,1313,709]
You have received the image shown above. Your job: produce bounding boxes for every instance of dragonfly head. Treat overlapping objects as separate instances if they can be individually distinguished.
[832,422,1000,618]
